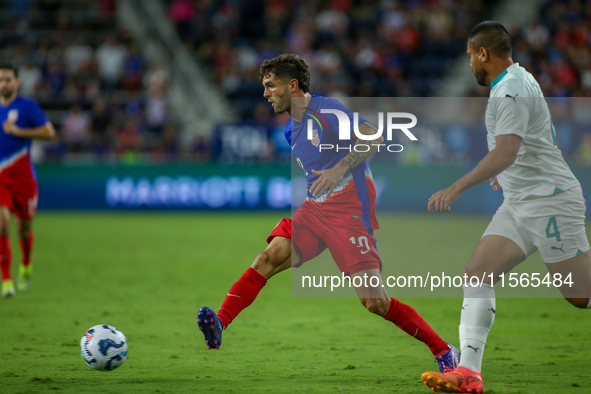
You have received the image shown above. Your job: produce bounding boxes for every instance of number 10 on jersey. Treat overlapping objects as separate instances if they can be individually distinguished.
[350,236,370,254]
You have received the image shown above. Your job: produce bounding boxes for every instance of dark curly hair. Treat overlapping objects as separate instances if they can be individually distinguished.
[259,54,310,93]
[0,63,18,78]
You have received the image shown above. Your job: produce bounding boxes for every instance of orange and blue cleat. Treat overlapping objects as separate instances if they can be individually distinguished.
[421,366,484,393]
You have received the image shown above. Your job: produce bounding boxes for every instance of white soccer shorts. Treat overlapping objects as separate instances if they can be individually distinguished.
[482,186,590,263]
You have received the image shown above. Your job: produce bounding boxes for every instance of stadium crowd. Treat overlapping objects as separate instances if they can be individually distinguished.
[0,0,190,162]
[165,0,591,165]
[0,0,589,164]
[167,0,500,118]
[465,0,591,99]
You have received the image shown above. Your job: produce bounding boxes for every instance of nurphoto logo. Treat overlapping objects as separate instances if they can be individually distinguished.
[307,110,418,152]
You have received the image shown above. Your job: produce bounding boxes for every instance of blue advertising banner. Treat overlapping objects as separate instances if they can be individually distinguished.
[35,163,591,216]
[36,163,291,210]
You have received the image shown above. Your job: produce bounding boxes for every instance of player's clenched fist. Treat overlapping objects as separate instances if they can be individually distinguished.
[490,176,500,192]
[2,120,19,135]
[428,186,461,214]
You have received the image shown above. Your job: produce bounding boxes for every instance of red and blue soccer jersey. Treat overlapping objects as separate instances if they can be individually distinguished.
[286,96,379,232]
[0,96,48,181]
[0,96,48,220]
[287,96,381,276]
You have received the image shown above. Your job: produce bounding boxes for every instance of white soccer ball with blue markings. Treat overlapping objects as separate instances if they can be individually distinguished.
[80,324,128,371]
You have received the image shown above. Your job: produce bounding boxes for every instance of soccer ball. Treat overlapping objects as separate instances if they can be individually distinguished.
[80,324,128,371]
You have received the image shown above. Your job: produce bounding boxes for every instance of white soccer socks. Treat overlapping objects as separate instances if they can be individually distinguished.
[458,283,496,372]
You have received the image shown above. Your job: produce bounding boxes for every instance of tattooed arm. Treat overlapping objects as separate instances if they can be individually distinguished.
[309,121,383,198]
[337,121,384,172]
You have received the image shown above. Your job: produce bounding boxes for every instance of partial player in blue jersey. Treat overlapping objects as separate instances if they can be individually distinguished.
[0,63,55,298]
[198,54,460,377]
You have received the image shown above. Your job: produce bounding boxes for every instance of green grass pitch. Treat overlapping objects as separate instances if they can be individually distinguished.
[0,212,589,393]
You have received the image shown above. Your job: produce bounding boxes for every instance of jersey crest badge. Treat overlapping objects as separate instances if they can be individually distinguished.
[310,129,320,147]
[8,109,19,122]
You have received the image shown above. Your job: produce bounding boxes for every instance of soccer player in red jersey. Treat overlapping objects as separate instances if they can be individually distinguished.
[198,54,459,373]
[0,64,55,297]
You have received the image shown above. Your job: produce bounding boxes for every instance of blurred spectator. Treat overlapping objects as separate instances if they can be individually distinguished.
[65,37,94,74]
[91,100,110,135]
[125,91,144,117]
[144,63,170,95]
[523,21,549,52]
[168,0,197,40]
[553,59,578,91]
[146,89,168,142]
[45,61,67,98]
[95,36,127,89]
[117,115,145,160]
[62,106,91,152]
[151,124,179,161]
[18,61,41,96]
[90,99,111,156]
[123,45,144,92]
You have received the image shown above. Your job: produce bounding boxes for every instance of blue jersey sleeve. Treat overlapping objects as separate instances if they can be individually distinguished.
[25,99,49,128]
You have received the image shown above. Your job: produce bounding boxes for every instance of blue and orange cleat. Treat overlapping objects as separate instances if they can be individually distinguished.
[197,307,224,350]
[434,342,460,373]
[421,366,483,393]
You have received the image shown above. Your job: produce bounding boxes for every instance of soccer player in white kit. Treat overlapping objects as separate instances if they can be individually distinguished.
[421,21,591,393]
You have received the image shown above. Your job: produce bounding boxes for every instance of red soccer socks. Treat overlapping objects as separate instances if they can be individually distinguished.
[0,236,11,281]
[19,233,34,266]
[384,298,449,356]
[217,268,268,328]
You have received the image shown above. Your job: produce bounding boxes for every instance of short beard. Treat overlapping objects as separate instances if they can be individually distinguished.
[273,103,287,114]
[272,96,290,114]
[0,90,15,99]
[474,68,489,87]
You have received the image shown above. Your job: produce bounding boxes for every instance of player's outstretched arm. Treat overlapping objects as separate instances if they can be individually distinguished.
[3,121,55,140]
[428,134,521,213]
[310,121,383,198]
